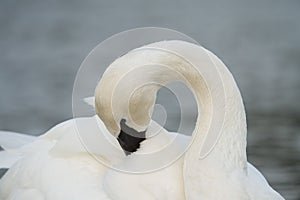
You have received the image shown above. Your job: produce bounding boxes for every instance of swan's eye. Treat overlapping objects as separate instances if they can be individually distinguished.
[117,119,146,155]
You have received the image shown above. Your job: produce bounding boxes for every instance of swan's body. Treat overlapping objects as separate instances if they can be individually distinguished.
[0,117,117,200]
[0,40,284,199]
[0,117,189,200]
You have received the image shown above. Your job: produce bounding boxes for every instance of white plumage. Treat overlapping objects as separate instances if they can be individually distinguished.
[0,40,284,199]
[0,117,189,200]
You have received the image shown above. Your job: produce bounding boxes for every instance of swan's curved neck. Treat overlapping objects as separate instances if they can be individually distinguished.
[132,41,248,199]
[96,40,247,171]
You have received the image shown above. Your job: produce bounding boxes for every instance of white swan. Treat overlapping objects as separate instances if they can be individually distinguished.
[94,40,284,199]
[0,40,284,200]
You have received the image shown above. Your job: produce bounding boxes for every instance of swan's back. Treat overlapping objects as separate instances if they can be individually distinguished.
[0,117,122,200]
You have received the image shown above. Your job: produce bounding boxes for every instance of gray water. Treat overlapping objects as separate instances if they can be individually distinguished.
[0,0,299,199]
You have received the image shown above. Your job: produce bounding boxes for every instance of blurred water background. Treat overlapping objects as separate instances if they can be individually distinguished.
[0,0,299,199]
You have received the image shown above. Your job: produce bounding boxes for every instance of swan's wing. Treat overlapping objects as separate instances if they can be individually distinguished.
[246,162,285,200]
[0,116,125,200]
[1,115,126,165]
[0,131,36,150]
[0,150,22,169]
[0,131,38,169]
[0,145,112,200]
[47,116,125,164]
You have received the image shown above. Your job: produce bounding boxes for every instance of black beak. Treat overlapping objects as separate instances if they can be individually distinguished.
[117,119,146,155]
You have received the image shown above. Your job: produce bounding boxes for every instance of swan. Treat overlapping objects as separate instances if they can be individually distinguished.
[0,40,284,200]
[93,40,285,199]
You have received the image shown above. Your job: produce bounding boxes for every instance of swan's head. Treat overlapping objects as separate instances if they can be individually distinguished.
[94,50,163,154]
[94,40,198,154]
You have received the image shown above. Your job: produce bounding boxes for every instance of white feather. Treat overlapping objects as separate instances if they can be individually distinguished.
[0,131,36,150]
[83,97,95,108]
[0,131,37,169]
